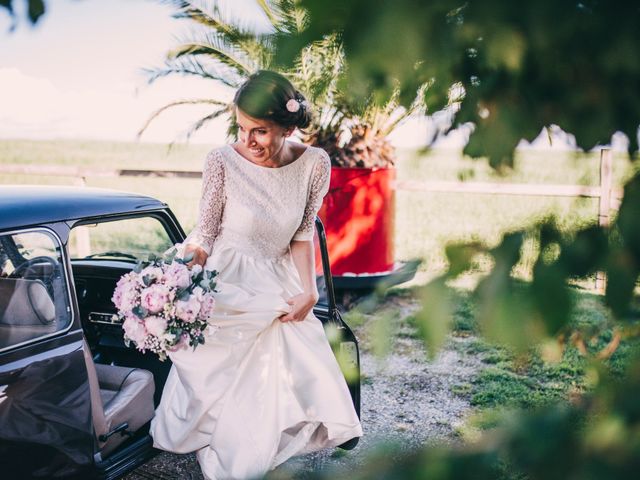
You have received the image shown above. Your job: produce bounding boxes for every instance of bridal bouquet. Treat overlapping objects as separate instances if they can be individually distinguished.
[111,248,218,361]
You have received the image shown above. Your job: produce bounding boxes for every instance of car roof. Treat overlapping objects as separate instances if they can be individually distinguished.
[0,185,168,231]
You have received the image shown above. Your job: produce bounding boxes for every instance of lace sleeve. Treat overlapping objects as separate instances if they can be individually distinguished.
[292,150,331,242]
[184,149,226,255]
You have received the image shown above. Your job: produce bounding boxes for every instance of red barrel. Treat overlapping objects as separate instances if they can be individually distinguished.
[318,167,395,275]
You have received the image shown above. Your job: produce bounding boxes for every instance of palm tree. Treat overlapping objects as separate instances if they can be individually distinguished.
[140,0,431,167]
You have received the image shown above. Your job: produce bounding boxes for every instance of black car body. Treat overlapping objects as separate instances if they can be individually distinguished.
[0,186,360,479]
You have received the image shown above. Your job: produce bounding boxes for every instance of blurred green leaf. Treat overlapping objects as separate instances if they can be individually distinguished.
[557,225,608,277]
[532,261,572,336]
[26,0,43,24]
[292,0,640,166]
[617,172,640,262]
[444,242,484,278]
[1,0,45,29]
[414,278,453,360]
[474,232,544,351]
[605,248,639,319]
[0,0,13,14]
[504,405,583,480]
[371,309,395,358]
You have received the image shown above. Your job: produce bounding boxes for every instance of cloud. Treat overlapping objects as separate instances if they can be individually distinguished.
[0,67,233,144]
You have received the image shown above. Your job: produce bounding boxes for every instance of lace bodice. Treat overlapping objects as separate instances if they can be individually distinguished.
[185,144,331,259]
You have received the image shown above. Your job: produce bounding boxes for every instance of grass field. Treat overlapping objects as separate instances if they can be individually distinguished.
[1,138,632,285]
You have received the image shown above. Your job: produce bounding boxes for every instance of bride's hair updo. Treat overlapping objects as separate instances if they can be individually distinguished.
[233,70,312,130]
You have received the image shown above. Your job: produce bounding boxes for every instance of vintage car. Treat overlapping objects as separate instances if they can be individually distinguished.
[0,185,360,479]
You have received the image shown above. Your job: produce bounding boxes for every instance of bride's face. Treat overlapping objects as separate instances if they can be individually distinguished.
[235,108,293,164]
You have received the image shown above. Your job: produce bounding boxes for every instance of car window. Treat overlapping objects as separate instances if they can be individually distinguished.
[0,229,72,351]
[68,216,174,262]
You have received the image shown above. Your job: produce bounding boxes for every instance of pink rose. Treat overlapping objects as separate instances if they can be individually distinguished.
[120,271,140,286]
[112,276,139,314]
[175,295,201,323]
[111,288,138,315]
[123,316,147,345]
[144,315,168,337]
[140,284,170,314]
[112,287,124,309]
[162,262,191,289]
[199,293,216,320]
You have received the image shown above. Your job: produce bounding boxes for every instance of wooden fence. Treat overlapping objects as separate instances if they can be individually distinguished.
[0,149,622,290]
[395,149,622,291]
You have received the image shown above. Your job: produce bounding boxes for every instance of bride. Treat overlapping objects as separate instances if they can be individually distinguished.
[150,70,363,479]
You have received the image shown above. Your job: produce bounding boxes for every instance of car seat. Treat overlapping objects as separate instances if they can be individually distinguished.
[80,340,156,459]
[0,278,57,348]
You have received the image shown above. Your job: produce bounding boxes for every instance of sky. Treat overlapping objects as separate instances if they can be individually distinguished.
[0,0,433,147]
[0,0,259,145]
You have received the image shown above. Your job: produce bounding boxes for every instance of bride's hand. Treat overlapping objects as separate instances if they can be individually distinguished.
[184,244,209,268]
[279,292,319,323]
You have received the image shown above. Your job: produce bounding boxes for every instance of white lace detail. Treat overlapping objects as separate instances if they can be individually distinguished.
[184,149,226,255]
[292,151,330,241]
[186,144,330,260]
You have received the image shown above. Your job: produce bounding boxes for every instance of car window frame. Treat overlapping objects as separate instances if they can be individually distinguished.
[68,210,185,263]
[313,217,338,314]
[0,226,75,353]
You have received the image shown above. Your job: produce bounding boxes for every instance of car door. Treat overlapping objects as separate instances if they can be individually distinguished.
[0,223,95,478]
[66,210,185,406]
[314,218,361,449]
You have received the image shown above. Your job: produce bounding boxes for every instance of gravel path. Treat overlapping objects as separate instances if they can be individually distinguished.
[125,296,484,479]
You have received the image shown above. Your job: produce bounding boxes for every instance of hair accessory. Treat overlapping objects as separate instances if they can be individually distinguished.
[286,98,301,113]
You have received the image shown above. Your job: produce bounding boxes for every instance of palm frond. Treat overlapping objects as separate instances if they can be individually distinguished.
[168,30,271,76]
[171,1,274,62]
[181,106,230,142]
[294,33,343,105]
[256,0,307,33]
[143,57,243,88]
[255,0,279,26]
[165,106,230,152]
[137,98,229,138]
[378,81,433,136]
[169,1,247,37]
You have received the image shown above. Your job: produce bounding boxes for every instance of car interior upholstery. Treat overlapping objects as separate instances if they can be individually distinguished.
[0,277,58,348]
[81,339,156,459]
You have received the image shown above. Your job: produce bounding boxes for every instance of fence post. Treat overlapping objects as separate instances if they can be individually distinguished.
[72,175,91,257]
[74,176,87,187]
[595,148,613,293]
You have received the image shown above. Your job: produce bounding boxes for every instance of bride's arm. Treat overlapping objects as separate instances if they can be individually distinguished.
[280,240,319,322]
[184,150,226,266]
[281,151,331,322]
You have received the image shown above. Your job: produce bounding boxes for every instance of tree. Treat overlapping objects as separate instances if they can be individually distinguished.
[280,0,640,167]
[270,2,640,478]
[140,0,435,167]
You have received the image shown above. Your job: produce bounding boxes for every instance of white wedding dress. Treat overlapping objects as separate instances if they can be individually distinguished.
[150,144,362,480]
